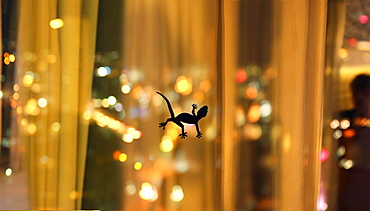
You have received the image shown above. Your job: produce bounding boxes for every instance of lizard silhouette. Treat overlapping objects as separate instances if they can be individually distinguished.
[157,91,208,139]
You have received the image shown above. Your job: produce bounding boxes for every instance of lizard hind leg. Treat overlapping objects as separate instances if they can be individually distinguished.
[159,119,170,130]
[174,121,187,139]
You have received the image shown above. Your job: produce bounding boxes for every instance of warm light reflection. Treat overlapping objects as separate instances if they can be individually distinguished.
[119,153,128,162]
[160,135,174,152]
[38,98,48,108]
[5,168,12,177]
[50,18,64,29]
[121,84,131,94]
[330,119,340,129]
[134,162,143,170]
[175,75,192,95]
[247,104,261,123]
[170,185,184,202]
[139,182,158,201]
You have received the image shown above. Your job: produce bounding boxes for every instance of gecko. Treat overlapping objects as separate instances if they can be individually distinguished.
[156,91,208,139]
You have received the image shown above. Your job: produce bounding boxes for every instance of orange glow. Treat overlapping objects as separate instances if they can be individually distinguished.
[247,104,261,123]
[113,150,121,160]
[200,79,211,92]
[343,129,356,138]
[245,86,258,99]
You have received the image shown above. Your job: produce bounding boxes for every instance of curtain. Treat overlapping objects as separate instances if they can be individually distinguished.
[272,0,327,210]
[16,0,99,209]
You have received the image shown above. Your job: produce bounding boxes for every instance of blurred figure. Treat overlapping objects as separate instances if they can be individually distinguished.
[338,74,370,211]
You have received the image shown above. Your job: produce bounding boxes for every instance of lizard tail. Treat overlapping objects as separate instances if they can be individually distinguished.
[156,91,175,118]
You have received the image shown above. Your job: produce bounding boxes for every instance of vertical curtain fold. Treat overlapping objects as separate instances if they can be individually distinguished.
[272,0,327,210]
[16,0,99,209]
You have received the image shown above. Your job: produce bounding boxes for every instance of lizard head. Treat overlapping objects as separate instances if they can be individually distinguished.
[197,105,208,118]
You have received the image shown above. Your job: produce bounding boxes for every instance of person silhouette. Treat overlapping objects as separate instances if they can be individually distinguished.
[338,73,370,211]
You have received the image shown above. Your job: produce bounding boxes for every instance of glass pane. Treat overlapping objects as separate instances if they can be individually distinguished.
[322,0,370,210]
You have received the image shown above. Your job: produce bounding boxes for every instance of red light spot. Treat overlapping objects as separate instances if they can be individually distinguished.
[236,68,247,83]
[358,15,369,24]
[348,38,357,47]
[320,148,330,163]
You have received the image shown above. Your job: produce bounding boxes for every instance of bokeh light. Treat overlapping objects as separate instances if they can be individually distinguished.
[175,75,193,95]
[170,185,184,202]
[50,18,64,29]
[358,14,369,24]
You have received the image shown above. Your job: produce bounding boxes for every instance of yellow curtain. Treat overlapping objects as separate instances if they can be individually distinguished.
[16,0,99,209]
[272,0,327,210]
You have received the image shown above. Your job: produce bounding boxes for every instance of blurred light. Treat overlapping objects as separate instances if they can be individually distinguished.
[5,168,12,176]
[83,110,92,120]
[21,118,28,126]
[25,99,38,115]
[245,86,258,99]
[339,48,348,59]
[31,83,41,93]
[114,103,123,112]
[134,162,143,170]
[260,100,272,117]
[330,119,340,129]
[139,183,154,200]
[160,135,174,152]
[17,106,23,114]
[97,66,110,77]
[247,104,261,123]
[235,106,246,127]
[175,75,192,95]
[4,57,10,65]
[101,99,109,108]
[132,130,142,139]
[348,38,357,47]
[170,185,184,202]
[193,91,204,103]
[358,15,369,24]
[48,55,57,63]
[200,79,211,92]
[27,123,37,135]
[320,148,330,163]
[236,68,247,83]
[38,98,48,108]
[13,93,19,100]
[152,94,163,107]
[125,181,136,196]
[121,84,131,94]
[333,130,342,139]
[123,134,134,143]
[0,91,3,99]
[40,155,49,164]
[107,96,117,105]
[113,150,121,160]
[205,126,216,140]
[343,159,353,170]
[50,18,64,29]
[175,160,190,173]
[243,124,262,141]
[23,74,34,87]
[119,153,128,162]
[51,122,61,132]
[9,54,16,62]
[337,146,346,157]
[339,119,350,129]
[13,84,19,91]
[343,129,355,138]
